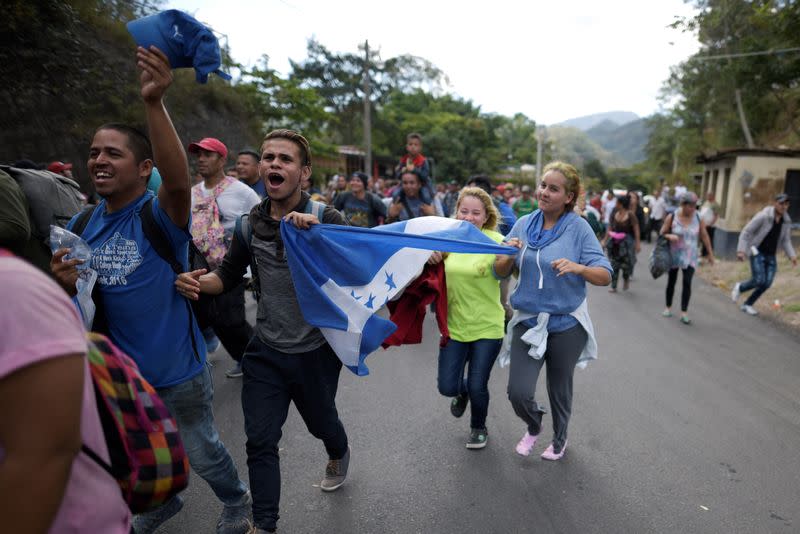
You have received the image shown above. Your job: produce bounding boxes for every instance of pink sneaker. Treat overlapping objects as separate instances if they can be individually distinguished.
[515,432,539,456]
[541,441,567,461]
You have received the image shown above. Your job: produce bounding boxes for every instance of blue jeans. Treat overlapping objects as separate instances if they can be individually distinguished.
[437,338,502,429]
[740,254,777,306]
[158,364,249,505]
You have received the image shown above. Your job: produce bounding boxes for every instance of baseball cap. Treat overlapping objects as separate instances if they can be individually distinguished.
[775,193,789,203]
[126,10,231,83]
[47,161,73,174]
[521,185,531,193]
[188,138,228,159]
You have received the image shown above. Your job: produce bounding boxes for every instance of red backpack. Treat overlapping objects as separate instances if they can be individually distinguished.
[81,332,190,513]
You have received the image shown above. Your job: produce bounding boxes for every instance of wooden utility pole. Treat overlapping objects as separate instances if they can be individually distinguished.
[363,40,372,177]
[735,89,755,148]
[536,127,545,179]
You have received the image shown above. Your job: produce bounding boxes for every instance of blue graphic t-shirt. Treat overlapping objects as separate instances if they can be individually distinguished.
[69,192,206,388]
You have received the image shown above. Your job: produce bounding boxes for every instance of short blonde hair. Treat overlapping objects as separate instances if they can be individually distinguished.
[542,161,580,211]
[453,186,498,231]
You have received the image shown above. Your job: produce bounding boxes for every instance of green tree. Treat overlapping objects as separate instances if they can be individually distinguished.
[289,38,446,145]
[664,0,800,151]
[237,56,332,140]
[494,113,538,165]
[375,90,506,180]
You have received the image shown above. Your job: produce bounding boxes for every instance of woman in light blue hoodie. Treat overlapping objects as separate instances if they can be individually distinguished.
[494,162,612,461]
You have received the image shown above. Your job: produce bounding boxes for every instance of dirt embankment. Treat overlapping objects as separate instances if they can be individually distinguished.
[697,255,800,334]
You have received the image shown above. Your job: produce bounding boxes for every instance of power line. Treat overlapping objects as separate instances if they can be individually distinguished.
[691,46,800,61]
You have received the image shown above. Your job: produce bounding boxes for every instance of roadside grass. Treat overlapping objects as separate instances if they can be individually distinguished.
[696,255,800,333]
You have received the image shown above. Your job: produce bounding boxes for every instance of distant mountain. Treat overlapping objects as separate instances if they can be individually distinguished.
[585,118,651,165]
[557,111,640,131]
[545,125,628,170]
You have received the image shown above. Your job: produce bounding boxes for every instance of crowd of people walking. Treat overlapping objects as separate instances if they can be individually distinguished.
[1,40,797,534]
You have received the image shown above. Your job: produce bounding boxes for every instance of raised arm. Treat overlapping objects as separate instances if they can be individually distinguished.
[137,46,192,228]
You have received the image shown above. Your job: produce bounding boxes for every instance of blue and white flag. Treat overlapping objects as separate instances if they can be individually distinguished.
[280,216,517,376]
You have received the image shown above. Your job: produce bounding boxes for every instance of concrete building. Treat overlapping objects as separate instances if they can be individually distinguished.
[696,148,800,258]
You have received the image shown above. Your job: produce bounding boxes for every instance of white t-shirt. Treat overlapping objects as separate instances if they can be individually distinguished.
[603,197,617,225]
[192,178,261,234]
[651,197,667,220]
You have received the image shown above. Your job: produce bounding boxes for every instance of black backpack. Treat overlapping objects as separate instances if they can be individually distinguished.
[72,198,205,361]
[0,165,84,247]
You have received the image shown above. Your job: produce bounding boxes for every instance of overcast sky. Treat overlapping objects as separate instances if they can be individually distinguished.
[167,0,700,125]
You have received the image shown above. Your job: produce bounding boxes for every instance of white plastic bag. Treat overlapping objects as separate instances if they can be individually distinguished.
[50,225,97,329]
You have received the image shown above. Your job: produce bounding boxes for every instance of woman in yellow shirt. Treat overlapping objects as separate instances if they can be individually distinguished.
[429,187,505,449]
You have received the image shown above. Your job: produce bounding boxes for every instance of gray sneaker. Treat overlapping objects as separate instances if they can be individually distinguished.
[731,282,741,302]
[225,362,244,378]
[466,428,488,449]
[741,304,759,316]
[132,495,184,533]
[320,447,351,492]
[217,491,253,534]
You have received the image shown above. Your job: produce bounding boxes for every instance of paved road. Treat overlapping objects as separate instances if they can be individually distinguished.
[161,248,800,533]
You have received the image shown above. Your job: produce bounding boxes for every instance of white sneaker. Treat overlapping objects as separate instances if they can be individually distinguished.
[741,304,759,316]
[730,283,741,302]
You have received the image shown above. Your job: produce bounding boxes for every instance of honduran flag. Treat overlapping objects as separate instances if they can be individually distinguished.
[281,216,517,376]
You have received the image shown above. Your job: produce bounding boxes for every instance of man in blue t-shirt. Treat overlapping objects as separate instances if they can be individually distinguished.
[50,46,252,534]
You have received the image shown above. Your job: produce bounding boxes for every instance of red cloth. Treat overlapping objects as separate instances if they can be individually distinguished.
[400,153,427,168]
[382,262,449,348]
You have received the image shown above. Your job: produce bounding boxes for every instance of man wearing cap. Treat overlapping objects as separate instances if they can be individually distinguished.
[237,149,266,198]
[50,47,252,534]
[512,185,537,218]
[334,171,387,227]
[189,137,260,378]
[731,193,797,315]
[47,161,74,179]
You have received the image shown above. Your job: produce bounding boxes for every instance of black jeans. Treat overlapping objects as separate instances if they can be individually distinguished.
[648,218,663,243]
[701,226,715,257]
[213,282,253,362]
[241,337,349,531]
[666,266,695,312]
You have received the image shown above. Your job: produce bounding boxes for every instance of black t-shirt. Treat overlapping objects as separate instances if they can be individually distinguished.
[759,217,782,256]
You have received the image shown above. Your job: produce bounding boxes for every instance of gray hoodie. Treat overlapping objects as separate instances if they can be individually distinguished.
[737,205,796,259]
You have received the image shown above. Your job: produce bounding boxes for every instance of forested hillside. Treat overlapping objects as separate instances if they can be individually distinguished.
[586,119,651,165]
[643,0,800,179]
